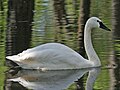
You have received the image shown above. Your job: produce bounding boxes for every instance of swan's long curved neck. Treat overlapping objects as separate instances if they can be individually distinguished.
[84,25,101,66]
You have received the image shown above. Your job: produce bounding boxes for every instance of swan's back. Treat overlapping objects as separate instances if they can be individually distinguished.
[6,43,93,70]
[20,43,77,55]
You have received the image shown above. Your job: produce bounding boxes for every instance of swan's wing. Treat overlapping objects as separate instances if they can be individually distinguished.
[6,43,78,62]
[6,48,84,69]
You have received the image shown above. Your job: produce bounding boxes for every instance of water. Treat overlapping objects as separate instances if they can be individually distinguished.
[0,0,120,90]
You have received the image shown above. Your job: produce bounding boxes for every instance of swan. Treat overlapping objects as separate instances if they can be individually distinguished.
[6,17,110,70]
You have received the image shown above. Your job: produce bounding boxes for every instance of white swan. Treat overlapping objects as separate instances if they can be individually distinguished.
[6,17,110,70]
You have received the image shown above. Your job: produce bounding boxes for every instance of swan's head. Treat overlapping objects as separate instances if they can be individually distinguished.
[86,17,111,31]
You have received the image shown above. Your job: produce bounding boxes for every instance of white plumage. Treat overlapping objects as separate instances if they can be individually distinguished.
[6,17,110,70]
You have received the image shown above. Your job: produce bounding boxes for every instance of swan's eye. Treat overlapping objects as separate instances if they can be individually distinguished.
[97,20,100,22]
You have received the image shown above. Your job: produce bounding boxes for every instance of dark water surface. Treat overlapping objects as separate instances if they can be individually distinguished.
[0,0,120,90]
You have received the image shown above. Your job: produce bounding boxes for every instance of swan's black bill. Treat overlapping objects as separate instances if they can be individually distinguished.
[99,22,111,31]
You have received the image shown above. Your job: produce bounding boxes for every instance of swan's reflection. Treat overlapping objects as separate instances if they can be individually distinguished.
[7,68,101,90]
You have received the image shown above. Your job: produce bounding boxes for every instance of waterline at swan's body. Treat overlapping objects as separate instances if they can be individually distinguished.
[6,17,110,70]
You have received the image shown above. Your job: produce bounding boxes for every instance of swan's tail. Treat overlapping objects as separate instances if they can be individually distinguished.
[6,55,20,62]
[7,77,21,82]
[7,77,27,84]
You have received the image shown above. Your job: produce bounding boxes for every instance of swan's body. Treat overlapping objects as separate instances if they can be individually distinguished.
[6,43,93,70]
[6,17,110,70]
